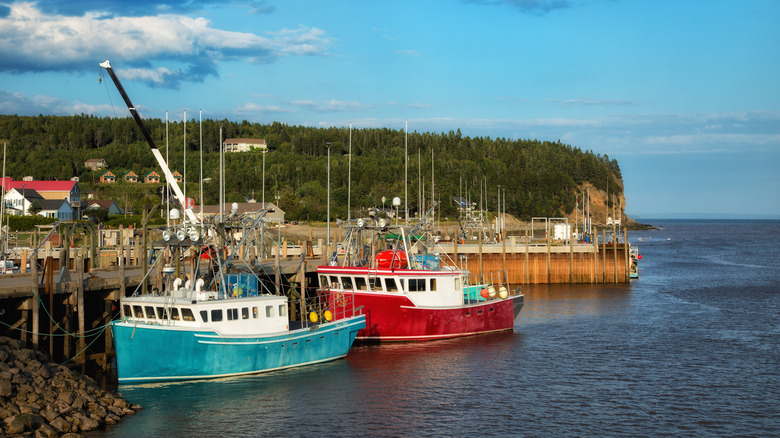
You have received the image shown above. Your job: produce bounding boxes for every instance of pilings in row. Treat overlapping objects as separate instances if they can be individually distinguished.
[445,233,631,285]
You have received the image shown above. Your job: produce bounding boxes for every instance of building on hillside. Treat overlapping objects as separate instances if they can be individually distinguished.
[100,171,116,183]
[37,199,75,220]
[223,138,267,153]
[85,158,107,171]
[2,179,81,206]
[85,200,122,216]
[197,201,284,224]
[1,188,44,216]
[145,171,161,184]
[123,171,138,183]
[172,171,183,184]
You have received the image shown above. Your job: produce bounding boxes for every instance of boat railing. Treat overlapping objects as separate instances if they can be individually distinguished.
[311,287,361,323]
[461,269,516,305]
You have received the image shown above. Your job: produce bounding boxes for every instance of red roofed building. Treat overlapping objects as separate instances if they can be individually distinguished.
[2,178,81,205]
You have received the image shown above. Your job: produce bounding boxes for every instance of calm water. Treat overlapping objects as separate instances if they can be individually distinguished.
[90,220,779,437]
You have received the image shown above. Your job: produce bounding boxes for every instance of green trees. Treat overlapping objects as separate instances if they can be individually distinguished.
[0,115,623,222]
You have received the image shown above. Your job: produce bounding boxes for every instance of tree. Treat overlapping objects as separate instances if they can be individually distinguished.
[28,200,42,215]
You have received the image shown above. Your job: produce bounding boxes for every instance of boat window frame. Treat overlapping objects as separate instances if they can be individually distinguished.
[266,305,274,318]
[430,279,437,291]
[200,310,208,322]
[144,306,156,319]
[354,277,368,291]
[123,304,131,318]
[278,304,286,317]
[155,307,169,319]
[341,276,353,290]
[329,275,340,289]
[133,305,143,318]
[181,308,196,322]
[385,278,398,292]
[242,307,249,320]
[253,306,259,318]
[211,309,223,322]
[368,277,381,291]
[408,278,426,292]
[170,308,180,321]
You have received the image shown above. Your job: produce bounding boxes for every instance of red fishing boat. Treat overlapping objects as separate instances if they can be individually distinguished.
[317,212,523,342]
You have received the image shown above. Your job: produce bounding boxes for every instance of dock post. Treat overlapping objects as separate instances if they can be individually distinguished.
[593,234,599,283]
[602,229,607,283]
[546,232,551,284]
[478,239,483,283]
[524,236,529,284]
[613,228,618,283]
[624,229,630,282]
[77,254,85,365]
[31,253,39,351]
[570,229,574,284]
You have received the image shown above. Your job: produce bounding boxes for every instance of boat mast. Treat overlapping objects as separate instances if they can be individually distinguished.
[99,60,198,224]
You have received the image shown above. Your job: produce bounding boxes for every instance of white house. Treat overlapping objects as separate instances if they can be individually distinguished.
[2,188,44,216]
[222,138,267,153]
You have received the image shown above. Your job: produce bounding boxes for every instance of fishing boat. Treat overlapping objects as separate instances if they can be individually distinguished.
[316,206,524,342]
[100,60,365,383]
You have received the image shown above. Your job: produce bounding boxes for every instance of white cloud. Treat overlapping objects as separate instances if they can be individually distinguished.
[0,2,332,86]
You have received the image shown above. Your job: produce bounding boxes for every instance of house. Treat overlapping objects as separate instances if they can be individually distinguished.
[85,158,107,171]
[85,200,122,216]
[2,179,81,205]
[123,171,138,183]
[37,199,75,221]
[172,171,183,184]
[2,188,44,215]
[144,171,160,184]
[197,201,285,224]
[222,138,267,153]
[99,171,116,183]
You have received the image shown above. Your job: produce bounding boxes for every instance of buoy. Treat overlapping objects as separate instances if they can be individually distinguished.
[499,286,508,299]
[309,312,318,323]
[488,286,496,298]
[638,255,642,260]
[480,288,489,298]
[324,310,333,321]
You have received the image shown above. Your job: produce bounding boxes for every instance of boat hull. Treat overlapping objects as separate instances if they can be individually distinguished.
[111,315,366,384]
[327,292,523,342]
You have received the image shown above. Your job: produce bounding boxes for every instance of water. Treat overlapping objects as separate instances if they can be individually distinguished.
[89,220,780,437]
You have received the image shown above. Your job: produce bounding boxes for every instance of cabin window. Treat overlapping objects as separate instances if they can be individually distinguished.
[242,307,249,319]
[181,308,195,321]
[133,305,143,318]
[408,279,426,292]
[227,308,238,321]
[123,305,131,318]
[253,307,259,318]
[144,306,156,319]
[385,278,398,292]
[355,277,368,291]
[156,307,169,319]
[430,279,437,291]
[329,276,340,289]
[266,305,274,318]
[341,277,353,290]
[278,304,286,316]
[211,309,223,322]
[320,275,329,287]
[368,277,381,291]
[200,310,208,322]
[170,308,180,320]
[454,278,461,291]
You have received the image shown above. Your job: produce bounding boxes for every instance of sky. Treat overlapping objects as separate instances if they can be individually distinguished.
[0,0,778,219]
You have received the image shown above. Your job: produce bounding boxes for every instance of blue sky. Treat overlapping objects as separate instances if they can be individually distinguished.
[1,0,778,218]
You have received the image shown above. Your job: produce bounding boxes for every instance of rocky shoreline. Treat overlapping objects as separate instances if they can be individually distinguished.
[0,337,140,437]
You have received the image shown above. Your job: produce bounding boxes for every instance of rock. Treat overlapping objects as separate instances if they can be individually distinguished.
[5,412,44,435]
[34,422,60,438]
[49,415,72,433]
[0,335,140,435]
[0,378,12,397]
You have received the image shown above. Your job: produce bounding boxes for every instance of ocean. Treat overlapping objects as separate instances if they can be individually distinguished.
[89,220,780,437]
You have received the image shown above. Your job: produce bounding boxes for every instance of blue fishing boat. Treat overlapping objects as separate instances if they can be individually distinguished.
[100,60,365,384]
[112,276,365,383]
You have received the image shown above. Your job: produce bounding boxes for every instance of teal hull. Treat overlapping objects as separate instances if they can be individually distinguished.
[112,315,365,384]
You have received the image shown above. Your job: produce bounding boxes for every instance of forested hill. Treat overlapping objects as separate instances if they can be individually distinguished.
[0,114,624,222]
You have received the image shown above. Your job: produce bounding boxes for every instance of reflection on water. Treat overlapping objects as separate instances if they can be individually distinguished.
[518,283,632,323]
